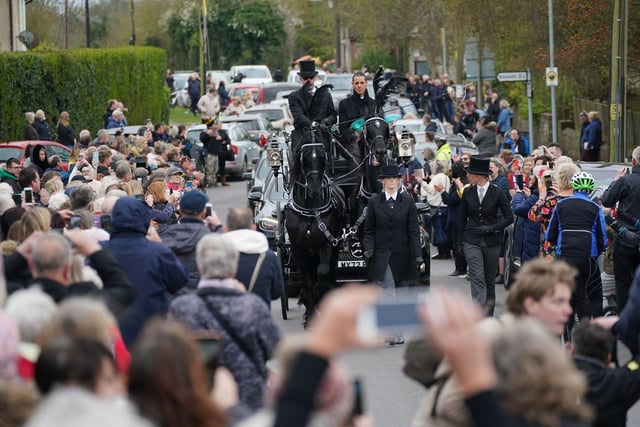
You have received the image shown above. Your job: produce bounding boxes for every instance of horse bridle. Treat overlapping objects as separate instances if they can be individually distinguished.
[362,117,389,164]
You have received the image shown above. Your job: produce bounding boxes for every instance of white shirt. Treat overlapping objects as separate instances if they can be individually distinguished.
[384,191,398,202]
[477,181,490,202]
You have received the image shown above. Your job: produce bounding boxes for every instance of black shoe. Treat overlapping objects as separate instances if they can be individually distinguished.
[431,253,447,260]
[448,270,467,278]
[495,274,504,284]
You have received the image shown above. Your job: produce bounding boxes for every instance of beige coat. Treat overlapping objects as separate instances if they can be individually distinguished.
[197,94,220,120]
[409,314,515,427]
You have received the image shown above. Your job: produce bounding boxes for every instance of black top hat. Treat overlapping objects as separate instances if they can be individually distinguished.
[467,155,491,175]
[378,164,402,178]
[297,60,318,78]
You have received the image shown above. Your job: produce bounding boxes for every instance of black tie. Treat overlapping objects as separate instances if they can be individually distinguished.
[388,198,395,209]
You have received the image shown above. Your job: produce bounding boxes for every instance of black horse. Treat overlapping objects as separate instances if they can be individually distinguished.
[285,133,346,326]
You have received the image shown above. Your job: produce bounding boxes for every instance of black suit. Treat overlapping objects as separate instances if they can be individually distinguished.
[363,192,421,284]
[288,84,337,149]
[458,183,513,314]
[288,84,337,180]
[338,92,376,143]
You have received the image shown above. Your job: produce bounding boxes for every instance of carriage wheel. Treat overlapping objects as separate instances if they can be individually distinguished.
[276,201,288,320]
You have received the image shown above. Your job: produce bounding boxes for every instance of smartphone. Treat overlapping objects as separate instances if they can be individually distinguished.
[92,151,99,164]
[543,175,553,188]
[193,331,222,386]
[515,174,524,190]
[205,202,212,217]
[69,215,82,230]
[356,296,426,340]
[11,193,22,206]
[190,158,197,169]
[23,187,34,205]
[100,214,112,233]
[135,194,145,201]
[186,180,193,190]
[352,378,364,418]
[78,154,85,162]
[627,167,631,175]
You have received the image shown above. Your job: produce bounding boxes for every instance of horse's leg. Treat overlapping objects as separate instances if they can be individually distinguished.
[316,244,336,306]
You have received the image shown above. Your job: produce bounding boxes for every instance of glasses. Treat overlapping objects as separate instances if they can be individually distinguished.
[301,76,316,82]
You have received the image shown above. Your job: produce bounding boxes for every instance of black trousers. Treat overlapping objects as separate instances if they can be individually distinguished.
[614,242,640,311]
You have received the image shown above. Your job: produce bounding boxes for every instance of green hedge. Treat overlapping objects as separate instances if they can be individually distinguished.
[0,47,168,142]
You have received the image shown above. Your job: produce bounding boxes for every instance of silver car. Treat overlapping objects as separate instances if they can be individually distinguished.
[186,123,262,176]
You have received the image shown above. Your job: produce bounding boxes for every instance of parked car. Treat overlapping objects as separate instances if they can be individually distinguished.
[317,73,353,109]
[219,114,274,147]
[244,103,294,130]
[106,125,147,138]
[383,96,418,122]
[257,82,301,104]
[229,65,273,84]
[0,141,72,170]
[185,123,262,176]
[206,70,231,88]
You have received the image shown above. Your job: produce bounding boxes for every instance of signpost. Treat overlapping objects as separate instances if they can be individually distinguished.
[497,72,527,82]
[497,70,535,149]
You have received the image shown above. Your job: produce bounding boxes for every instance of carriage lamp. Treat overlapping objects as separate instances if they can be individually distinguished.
[397,126,415,158]
[267,137,283,170]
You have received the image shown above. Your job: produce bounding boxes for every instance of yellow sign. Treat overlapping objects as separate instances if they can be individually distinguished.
[610,104,622,121]
[545,67,558,87]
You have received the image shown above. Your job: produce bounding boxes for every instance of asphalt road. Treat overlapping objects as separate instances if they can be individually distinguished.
[205,177,640,427]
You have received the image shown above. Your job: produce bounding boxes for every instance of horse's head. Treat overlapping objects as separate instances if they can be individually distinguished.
[300,142,326,199]
[363,117,389,165]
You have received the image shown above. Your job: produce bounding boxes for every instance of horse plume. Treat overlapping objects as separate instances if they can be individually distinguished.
[375,77,408,115]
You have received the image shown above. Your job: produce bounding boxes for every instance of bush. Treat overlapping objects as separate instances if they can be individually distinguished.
[0,47,167,142]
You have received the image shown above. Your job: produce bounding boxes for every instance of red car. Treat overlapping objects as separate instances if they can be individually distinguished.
[0,141,72,171]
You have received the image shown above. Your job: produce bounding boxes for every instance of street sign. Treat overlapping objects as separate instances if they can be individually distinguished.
[497,71,527,82]
[546,67,558,86]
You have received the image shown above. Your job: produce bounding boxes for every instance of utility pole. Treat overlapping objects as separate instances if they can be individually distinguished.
[129,0,136,45]
[85,0,90,47]
[547,0,557,144]
[64,0,69,48]
[609,0,627,162]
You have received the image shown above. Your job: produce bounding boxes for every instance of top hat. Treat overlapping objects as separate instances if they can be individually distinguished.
[297,60,318,78]
[467,155,491,175]
[378,164,402,178]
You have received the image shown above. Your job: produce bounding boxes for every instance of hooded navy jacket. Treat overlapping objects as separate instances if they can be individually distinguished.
[102,197,188,345]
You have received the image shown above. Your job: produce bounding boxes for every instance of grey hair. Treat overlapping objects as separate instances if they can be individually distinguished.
[490,158,507,176]
[632,146,640,164]
[69,184,96,210]
[25,112,35,121]
[5,287,57,343]
[79,129,91,139]
[554,163,579,192]
[101,193,126,215]
[115,163,132,180]
[35,109,45,120]
[96,129,108,139]
[196,234,239,279]
[31,233,72,276]
[433,160,449,175]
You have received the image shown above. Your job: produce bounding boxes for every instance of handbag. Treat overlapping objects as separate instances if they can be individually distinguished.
[225,144,235,162]
[197,291,267,378]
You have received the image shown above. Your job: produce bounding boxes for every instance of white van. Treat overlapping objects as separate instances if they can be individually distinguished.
[229,65,273,84]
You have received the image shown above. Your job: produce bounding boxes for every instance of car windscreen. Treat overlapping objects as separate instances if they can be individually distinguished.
[0,147,23,163]
[248,109,283,122]
[45,145,71,162]
[237,121,259,131]
[239,68,270,78]
[323,75,352,90]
